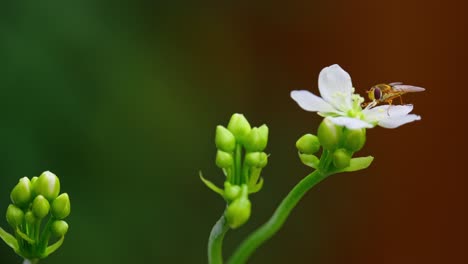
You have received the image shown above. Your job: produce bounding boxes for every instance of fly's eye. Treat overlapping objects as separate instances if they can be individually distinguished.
[373,88,382,100]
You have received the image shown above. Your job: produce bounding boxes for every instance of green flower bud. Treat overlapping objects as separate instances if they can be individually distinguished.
[318,118,343,150]
[343,128,366,152]
[10,177,32,208]
[35,171,60,201]
[51,220,69,237]
[296,134,320,154]
[6,204,24,228]
[51,193,71,219]
[215,125,236,152]
[244,125,269,152]
[216,150,234,169]
[30,176,38,196]
[224,182,241,202]
[227,113,251,144]
[225,188,251,229]
[25,211,36,225]
[32,195,50,219]
[245,152,268,168]
[333,148,352,169]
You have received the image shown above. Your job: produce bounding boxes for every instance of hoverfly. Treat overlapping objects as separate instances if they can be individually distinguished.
[362,82,425,108]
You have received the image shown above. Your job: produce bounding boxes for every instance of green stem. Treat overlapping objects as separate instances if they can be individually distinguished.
[208,211,230,264]
[234,144,242,185]
[39,217,54,253]
[227,169,329,264]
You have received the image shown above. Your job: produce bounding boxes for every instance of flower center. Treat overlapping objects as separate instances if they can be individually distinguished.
[347,94,365,119]
[347,109,359,118]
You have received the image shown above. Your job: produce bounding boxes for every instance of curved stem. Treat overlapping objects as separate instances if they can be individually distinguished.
[227,170,328,264]
[208,211,230,264]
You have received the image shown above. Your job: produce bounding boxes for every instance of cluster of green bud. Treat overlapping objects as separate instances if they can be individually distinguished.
[296,117,367,171]
[0,171,71,260]
[201,113,269,229]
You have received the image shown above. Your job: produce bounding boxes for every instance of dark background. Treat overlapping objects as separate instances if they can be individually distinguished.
[0,1,466,263]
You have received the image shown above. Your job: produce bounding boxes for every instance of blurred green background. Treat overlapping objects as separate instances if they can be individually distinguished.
[1,1,466,263]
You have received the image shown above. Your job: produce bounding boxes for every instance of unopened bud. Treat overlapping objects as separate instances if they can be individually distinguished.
[245,152,268,168]
[215,125,236,152]
[32,195,50,219]
[333,148,351,169]
[227,114,251,144]
[35,171,60,201]
[51,193,71,219]
[224,182,241,202]
[296,134,320,154]
[216,150,234,169]
[30,176,38,196]
[25,211,36,225]
[342,128,366,152]
[51,220,69,237]
[318,118,343,150]
[225,186,251,229]
[6,204,24,228]
[10,177,32,208]
[244,125,269,152]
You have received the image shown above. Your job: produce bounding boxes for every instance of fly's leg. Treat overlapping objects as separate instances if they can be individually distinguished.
[386,99,393,116]
[362,100,377,109]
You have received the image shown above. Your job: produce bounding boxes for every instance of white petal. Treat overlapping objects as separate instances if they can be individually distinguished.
[363,105,414,123]
[318,64,353,111]
[378,114,421,129]
[387,105,414,116]
[328,116,374,129]
[290,90,336,113]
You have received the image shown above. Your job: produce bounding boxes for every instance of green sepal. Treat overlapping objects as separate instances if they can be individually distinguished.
[298,153,320,169]
[199,171,224,197]
[0,226,19,252]
[44,236,64,257]
[333,156,374,173]
[248,177,263,194]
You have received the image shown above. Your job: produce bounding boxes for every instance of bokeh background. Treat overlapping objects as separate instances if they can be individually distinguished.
[1,1,466,263]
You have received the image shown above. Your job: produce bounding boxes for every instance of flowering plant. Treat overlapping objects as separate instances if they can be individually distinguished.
[0,171,71,264]
[202,64,422,264]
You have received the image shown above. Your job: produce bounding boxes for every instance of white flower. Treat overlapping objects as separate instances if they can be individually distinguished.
[291,64,421,129]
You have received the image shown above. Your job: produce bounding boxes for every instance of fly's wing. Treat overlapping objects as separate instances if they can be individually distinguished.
[391,84,425,92]
[388,82,403,86]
